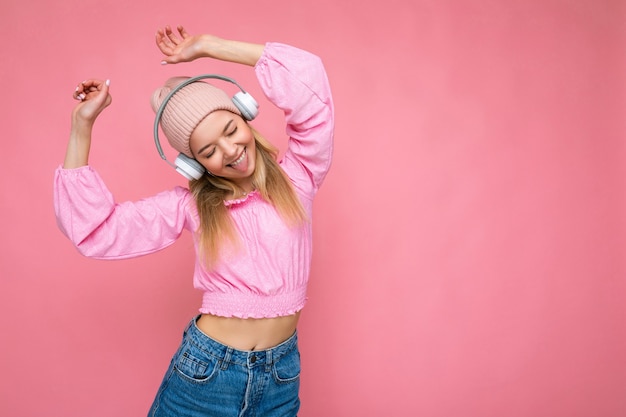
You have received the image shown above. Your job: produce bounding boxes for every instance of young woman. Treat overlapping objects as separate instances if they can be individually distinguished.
[54,25,334,416]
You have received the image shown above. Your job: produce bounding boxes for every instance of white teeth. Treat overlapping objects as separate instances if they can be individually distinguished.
[231,149,246,166]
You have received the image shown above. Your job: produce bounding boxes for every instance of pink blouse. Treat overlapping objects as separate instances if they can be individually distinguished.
[54,43,334,318]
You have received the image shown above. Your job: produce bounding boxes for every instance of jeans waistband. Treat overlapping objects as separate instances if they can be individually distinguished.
[184,315,298,368]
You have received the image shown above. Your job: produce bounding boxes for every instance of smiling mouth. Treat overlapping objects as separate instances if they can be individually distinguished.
[229,148,247,168]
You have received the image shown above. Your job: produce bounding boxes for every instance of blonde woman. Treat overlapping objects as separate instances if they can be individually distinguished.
[55,24,334,416]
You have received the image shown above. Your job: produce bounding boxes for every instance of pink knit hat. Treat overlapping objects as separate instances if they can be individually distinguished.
[151,77,241,158]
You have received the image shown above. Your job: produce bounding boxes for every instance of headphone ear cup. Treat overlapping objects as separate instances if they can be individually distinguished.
[232,91,259,121]
[174,154,205,180]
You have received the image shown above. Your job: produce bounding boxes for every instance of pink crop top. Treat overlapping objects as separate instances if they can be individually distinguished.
[53,43,334,318]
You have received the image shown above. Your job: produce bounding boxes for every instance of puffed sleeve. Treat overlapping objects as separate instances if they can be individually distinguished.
[255,43,334,200]
[53,165,194,259]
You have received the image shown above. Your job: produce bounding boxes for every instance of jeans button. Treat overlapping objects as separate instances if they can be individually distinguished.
[250,355,257,363]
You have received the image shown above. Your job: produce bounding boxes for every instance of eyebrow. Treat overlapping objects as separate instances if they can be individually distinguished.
[195,119,234,156]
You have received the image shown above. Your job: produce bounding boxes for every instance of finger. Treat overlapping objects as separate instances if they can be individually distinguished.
[75,79,107,101]
[90,79,112,107]
[73,86,83,101]
[164,25,182,46]
[157,41,174,56]
[73,80,89,100]
[156,26,176,50]
[160,35,176,50]
[160,55,181,65]
[177,25,190,39]
[99,79,111,97]
[155,30,165,48]
[81,80,100,96]
[80,79,100,89]
[102,79,112,106]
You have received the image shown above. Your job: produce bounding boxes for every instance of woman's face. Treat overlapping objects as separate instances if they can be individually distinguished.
[189,110,256,186]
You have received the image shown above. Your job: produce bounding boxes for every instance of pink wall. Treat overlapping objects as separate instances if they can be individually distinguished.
[1,0,624,415]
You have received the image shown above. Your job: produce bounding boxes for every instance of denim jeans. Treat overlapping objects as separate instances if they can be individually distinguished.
[148,316,301,417]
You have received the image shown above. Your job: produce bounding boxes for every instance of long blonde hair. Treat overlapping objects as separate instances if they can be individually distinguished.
[189,127,307,268]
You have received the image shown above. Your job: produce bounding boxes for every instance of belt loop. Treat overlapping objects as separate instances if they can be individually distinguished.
[265,349,273,372]
[220,347,233,370]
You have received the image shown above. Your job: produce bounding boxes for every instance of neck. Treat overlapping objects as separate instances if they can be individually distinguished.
[230,181,255,199]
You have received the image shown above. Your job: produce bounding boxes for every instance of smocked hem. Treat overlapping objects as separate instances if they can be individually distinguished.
[199,286,308,319]
[224,190,261,207]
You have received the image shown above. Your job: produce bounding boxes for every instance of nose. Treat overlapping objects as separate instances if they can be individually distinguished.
[219,137,238,159]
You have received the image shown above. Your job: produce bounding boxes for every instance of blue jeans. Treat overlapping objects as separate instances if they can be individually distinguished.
[148,316,301,417]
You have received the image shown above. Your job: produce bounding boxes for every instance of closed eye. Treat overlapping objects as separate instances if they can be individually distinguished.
[203,148,215,158]
[196,144,215,159]
[227,126,238,137]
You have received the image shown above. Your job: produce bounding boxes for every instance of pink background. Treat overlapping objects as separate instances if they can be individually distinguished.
[1,0,625,416]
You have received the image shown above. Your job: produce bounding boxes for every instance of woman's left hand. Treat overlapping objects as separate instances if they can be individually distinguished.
[156,25,218,64]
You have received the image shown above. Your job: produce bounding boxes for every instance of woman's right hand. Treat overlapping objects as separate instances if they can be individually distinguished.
[63,79,112,169]
[72,79,112,127]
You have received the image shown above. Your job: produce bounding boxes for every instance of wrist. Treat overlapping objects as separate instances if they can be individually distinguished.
[191,34,223,60]
[71,114,95,134]
[68,120,94,151]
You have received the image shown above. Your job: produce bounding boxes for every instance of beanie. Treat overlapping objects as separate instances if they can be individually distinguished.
[151,77,242,158]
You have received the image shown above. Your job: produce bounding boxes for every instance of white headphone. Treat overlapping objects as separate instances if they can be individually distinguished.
[153,74,259,180]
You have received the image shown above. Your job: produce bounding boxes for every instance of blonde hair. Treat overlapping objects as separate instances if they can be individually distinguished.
[189,127,308,268]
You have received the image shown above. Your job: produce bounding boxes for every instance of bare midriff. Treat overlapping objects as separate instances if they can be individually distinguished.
[196,311,301,351]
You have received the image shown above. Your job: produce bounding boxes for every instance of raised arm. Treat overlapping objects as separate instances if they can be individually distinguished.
[255,43,335,197]
[156,25,265,67]
[64,79,112,168]
[155,25,335,197]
